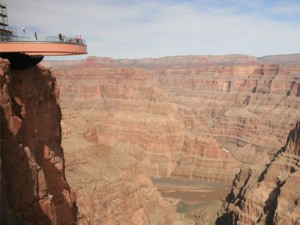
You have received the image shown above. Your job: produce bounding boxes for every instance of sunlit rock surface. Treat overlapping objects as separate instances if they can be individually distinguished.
[42,54,300,224]
[45,54,300,185]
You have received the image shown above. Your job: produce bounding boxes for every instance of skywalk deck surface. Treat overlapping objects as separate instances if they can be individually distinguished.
[0,41,87,56]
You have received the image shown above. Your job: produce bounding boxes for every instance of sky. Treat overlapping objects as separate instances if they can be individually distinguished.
[5,0,300,59]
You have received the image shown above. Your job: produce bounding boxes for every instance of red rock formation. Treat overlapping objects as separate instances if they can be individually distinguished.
[62,134,192,225]
[217,121,300,225]
[44,54,300,186]
[0,59,76,224]
[53,65,241,184]
[41,54,300,224]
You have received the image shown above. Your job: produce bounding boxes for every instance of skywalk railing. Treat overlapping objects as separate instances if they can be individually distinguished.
[0,33,86,45]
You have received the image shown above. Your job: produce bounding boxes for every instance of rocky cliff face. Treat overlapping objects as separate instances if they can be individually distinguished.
[41,54,300,224]
[0,58,192,225]
[62,139,192,225]
[216,121,300,225]
[51,64,241,185]
[5,53,298,224]
[44,54,300,186]
[0,59,76,224]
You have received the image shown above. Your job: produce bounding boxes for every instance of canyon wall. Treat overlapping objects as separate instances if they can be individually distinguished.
[45,54,300,186]
[217,120,300,225]
[53,63,241,185]
[1,57,193,225]
[0,59,77,224]
[62,128,192,225]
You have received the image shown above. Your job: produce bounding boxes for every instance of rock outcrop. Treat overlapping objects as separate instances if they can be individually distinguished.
[216,121,300,225]
[0,59,76,224]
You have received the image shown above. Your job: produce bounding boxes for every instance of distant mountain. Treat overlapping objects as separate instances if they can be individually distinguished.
[259,54,300,64]
[44,53,300,69]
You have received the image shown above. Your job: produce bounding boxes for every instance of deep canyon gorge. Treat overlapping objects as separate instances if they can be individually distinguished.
[1,54,300,224]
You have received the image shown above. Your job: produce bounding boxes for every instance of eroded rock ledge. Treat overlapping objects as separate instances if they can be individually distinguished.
[0,59,77,224]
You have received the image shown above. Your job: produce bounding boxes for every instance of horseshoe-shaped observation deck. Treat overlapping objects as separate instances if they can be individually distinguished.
[0,35,87,56]
[0,2,87,68]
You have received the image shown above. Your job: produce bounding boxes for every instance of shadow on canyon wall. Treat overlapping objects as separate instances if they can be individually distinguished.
[1,62,77,224]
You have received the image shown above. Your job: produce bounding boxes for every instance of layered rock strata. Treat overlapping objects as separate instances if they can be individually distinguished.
[217,121,300,225]
[157,64,300,162]
[62,115,192,225]
[44,54,300,185]
[0,59,76,224]
[52,64,241,185]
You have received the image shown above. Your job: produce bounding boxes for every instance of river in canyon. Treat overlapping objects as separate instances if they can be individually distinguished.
[152,178,231,219]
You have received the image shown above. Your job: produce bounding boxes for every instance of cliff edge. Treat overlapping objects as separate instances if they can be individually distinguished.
[217,120,300,225]
[0,59,77,224]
